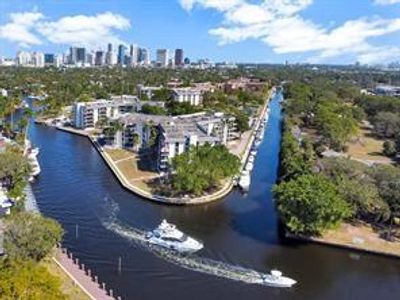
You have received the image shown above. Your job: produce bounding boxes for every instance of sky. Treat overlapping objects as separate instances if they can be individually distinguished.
[1,0,400,64]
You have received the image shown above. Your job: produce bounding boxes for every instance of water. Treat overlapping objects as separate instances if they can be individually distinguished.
[27,93,400,299]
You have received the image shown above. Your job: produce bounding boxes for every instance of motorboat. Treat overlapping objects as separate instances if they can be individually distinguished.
[248,155,255,164]
[30,147,39,156]
[245,162,254,172]
[250,150,257,156]
[145,220,203,253]
[28,152,41,177]
[239,173,251,191]
[254,270,297,288]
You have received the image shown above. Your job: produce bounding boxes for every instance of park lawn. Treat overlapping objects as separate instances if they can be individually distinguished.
[105,148,134,161]
[116,157,157,180]
[41,255,90,300]
[346,127,392,164]
[320,222,400,257]
[129,179,153,193]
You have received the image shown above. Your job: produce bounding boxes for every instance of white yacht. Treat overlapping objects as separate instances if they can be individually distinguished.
[28,152,41,178]
[239,171,251,191]
[254,270,297,288]
[145,220,203,253]
[245,162,254,172]
[248,155,255,164]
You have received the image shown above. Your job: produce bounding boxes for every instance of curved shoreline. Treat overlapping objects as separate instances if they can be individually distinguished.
[50,92,273,205]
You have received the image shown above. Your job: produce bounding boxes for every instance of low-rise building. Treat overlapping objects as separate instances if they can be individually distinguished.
[73,97,139,129]
[136,84,163,100]
[101,110,238,172]
[224,77,267,93]
[374,85,400,97]
[172,88,202,106]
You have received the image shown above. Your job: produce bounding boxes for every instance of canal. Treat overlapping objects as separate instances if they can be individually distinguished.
[28,92,400,299]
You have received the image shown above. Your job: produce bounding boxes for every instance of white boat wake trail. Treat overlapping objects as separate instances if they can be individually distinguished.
[99,197,279,287]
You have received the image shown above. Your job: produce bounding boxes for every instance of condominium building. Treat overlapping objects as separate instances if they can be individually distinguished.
[136,84,163,100]
[73,97,139,129]
[101,110,238,172]
[172,88,202,106]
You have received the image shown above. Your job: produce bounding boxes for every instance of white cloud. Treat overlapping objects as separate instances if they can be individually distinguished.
[374,0,400,5]
[179,0,243,12]
[181,0,400,63]
[0,12,44,47]
[0,11,131,49]
[37,12,131,48]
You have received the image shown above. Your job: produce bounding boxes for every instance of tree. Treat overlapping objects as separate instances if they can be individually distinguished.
[0,148,30,199]
[372,112,400,138]
[0,260,66,300]
[383,140,397,157]
[141,104,167,115]
[4,212,63,262]
[274,174,352,235]
[171,144,240,196]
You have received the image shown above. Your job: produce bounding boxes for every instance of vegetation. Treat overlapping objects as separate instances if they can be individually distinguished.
[141,104,167,115]
[274,174,351,235]
[0,147,30,200]
[275,77,400,237]
[0,259,67,300]
[4,212,63,262]
[171,144,240,196]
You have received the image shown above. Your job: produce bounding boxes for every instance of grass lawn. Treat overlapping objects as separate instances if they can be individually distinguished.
[346,126,392,164]
[105,148,134,161]
[321,222,400,256]
[41,255,90,300]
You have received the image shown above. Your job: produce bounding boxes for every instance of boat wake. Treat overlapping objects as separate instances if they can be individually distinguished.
[99,197,291,287]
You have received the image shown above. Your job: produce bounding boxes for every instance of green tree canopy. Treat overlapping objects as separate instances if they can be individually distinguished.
[171,144,240,196]
[274,174,352,235]
[0,260,66,300]
[4,212,63,262]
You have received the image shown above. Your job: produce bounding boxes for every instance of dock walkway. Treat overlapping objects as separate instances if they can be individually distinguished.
[54,247,117,300]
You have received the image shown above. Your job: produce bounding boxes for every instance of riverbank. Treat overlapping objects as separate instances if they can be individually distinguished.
[286,222,400,259]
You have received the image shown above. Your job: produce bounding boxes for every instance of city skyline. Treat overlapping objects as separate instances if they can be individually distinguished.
[1,0,400,64]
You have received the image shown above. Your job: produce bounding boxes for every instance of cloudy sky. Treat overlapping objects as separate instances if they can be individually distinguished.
[1,0,400,64]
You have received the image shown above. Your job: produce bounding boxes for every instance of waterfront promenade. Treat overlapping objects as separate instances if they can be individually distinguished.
[54,247,117,300]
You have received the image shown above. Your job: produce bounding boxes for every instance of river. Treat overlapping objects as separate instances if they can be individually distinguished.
[27,92,400,299]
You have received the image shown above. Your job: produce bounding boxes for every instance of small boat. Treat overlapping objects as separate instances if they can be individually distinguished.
[248,155,255,163]
[145,220,203,253]
[239,173,251,191]
[250,150,257,156]
[254,270,297,288]
[245,162,254,172]
[30,147,39,156]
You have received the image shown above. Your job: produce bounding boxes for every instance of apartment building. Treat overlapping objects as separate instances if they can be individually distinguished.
[73,97,139,129]
[171,88,203,106]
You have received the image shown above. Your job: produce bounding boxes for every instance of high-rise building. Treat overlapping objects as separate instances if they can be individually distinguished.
[16,51,32,66]
[156,49,168,67]
[69,47,77,64]
[76,48,86,64]
[118,44,127,65]
[129,44,139,67]
[95,51,105,66]
[44,54,55,65]
[174,49,184,67]
[108,43,113,53]
[33,52,45,68]
[138,48,150,65]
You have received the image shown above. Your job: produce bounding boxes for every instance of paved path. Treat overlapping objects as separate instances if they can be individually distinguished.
[54,249,115,300]
[24,183,39,213]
